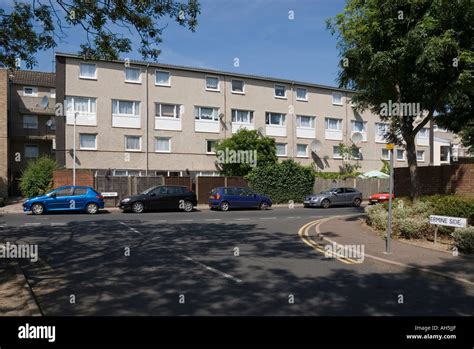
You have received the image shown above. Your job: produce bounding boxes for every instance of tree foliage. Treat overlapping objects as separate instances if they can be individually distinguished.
[0,0,200,69]
[19,156,58,198]
[215,129,278,176]
[328,0,473,198]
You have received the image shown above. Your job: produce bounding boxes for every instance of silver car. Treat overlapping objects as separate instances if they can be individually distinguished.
[304,187,362,208]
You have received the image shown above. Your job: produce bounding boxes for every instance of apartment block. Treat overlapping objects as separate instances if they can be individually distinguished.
[8,70,56,195]
[0,69,8,198]
[55,52,434,177]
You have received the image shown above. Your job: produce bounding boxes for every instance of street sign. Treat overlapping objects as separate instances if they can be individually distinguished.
[429,215,467,228]
[101,192,118,198]
[386,143,394,150]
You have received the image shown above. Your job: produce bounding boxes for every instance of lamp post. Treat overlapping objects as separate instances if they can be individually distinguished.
[385,143,394,254]
[73,112,78,186]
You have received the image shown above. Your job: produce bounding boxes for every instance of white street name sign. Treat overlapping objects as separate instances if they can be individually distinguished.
[429,215,467,228]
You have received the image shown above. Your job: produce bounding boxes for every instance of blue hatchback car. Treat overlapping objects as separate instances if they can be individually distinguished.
[23,186,105,215]
[208,187,272,211]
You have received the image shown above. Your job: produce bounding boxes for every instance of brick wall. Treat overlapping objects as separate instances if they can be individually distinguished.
[0,69,8,198]
[53,169,94,188]
[394,164,474,198]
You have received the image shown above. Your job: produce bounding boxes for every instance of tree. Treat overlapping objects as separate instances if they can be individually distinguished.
[0,0,200,69]
[337,142,361,176]
[328,0,473,199]
[19,156,58,197]
[215,129,277,176]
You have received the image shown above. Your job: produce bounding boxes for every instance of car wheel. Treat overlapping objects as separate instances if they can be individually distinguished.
[321,199,330,209]
[259,201,269,210]
[86,203,99,214]
[353,198,362,207]
[219,201,230,212]
[132,201,144,213]
[182,200,193,212]
[31,203,45,215]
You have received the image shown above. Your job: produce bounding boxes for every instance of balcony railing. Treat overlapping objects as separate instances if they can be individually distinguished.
[8,122,55,139]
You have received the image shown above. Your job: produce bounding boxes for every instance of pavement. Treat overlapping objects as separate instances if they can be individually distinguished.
[313,215,474,285]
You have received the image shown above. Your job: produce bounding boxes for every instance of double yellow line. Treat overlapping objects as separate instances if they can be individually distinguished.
[298,219,361,265]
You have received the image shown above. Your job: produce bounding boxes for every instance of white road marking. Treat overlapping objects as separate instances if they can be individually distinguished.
[155,220,168,223]
[204,219,222,222]
[120,222,144,236]
[23,223,41,226]
[51,223,67,226]
[259,217,277,220]
[184,256,242,283]
[235,218,250,221]
[177,219,193,222]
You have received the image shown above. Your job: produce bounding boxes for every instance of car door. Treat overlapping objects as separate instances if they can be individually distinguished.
[344,188,358,204]
[168,186,183,209]
[240,188,258,208]
[71,187,88,210]
[223,187,240,208]
[332,188,345,204]
[147,186,167,210]
[46,187,73,210]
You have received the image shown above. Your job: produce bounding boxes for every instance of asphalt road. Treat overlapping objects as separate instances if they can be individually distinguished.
[0,206,472,315]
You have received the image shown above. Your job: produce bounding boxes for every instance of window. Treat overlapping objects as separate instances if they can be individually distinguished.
[231,79,244,93]
[296,115,315,128]
[416,150,425,161]
[375,123,389,142]
[155,70,170,86]
[23,87,38,97]
[112,100,140,116]
[80,134,97,150]
[205,76,219,91]
[265,113,285,126]
[195,107,218,121]
[55,187,73,197]
[296,88,308,101]
[50,89,56,98]
[73,188,88,196]
[66,96,97,113]
[232,109,253,124]
[156,103,180,118]
[125,67,141,83]
[381,149,390,160]
[79,63,97,79]
[23,115,38,129]
[276,143,287,156]
[396,149,405,161]
[440,146,450,162]
[332,92,343,105]
[418,128,429,139]
[333,146,342,159]
[155,137,171,152]
[325,118,341,130]
[206,140,218,154]
[125,136,141,151]
[352,120,366,133]
[351,147,361,159]
[274,85,286,98]
[297,144,308,157]
[24,144,39,158]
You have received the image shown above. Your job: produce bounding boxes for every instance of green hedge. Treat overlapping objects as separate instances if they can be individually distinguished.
[420,195,474,225]
[19,156,58,198]
[452,227,474,254]
[314,171,361,179]
[246,160,315,204]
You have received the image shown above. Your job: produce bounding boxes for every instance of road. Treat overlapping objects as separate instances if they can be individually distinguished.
[0,206,472,315]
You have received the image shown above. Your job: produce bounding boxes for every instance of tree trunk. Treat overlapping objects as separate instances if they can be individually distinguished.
[405,135,419,201]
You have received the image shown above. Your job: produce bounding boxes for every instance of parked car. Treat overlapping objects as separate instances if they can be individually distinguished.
[304,187,362,208]
[119,185,197,213]
[23,186,104,215]
[208,187,272,211]
[368,192,395,204]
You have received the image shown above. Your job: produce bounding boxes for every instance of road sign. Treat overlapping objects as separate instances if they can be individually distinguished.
[101,192,118,197]
[429,215,467,228]
[386,143,394,150]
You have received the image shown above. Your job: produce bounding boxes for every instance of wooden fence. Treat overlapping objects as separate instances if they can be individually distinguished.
[313,178,389,199]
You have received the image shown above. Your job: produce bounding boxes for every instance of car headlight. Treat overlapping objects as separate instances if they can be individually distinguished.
[121,198,131,203]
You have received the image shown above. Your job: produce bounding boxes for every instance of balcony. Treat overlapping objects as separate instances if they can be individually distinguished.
[8,122,55,140]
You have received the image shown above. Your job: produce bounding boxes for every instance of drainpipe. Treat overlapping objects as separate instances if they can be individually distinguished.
[146,63,149,176]
[290,82,295,159]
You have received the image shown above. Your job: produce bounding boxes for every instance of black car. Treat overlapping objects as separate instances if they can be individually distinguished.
[119,185,197,213]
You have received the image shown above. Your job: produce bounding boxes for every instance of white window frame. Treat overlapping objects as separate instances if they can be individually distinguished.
[124,135,142,152]
[332,92,343,105]
[333,146,342,159]
[296,115,315,129]
[274,84,287,99]
[325,117,342,131]
[375,122,390,143]
[23,87,38,97]
[276,143,287,157]
[205,76,220,91]
[266,112,286,126]
[206,140,218,154]
[231,79,245,94]
[79,134,97,150]
[231,109,254,124]
[296,144,308,158]
[156,103,180,119]
[195,106,219,121]
[23,115,38,129]
[396,149,405,161]
[296,88,308,101]
[418,127,429,139]
[155,137,171,153]
[66,96,97,114]
[50,89,56,98]
[124,67,142,84]
[416,150,425,161]
[155,70,171,86]
[112,100,141,117]
[24,144,39,158]
[79,63,97,79]
[381,149,391,160]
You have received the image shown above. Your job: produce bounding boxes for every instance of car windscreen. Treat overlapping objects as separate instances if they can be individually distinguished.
[141,187,157,195]
[320,188,336,194]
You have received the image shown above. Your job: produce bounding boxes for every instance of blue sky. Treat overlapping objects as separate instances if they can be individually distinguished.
[7,0,347,87]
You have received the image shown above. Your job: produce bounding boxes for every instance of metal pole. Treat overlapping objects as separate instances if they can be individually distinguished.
[386,147,394,254]
[73,112,77,186]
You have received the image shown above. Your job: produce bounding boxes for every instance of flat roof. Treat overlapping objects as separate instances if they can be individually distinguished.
[56,52,354,94]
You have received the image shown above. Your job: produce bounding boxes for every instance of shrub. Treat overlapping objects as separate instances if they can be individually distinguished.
[19,156,58,198]
[365,204,387,231]
[397,216,432,239]
[246,159,315,203]
[420,195,474,225]
[452,227,474,254]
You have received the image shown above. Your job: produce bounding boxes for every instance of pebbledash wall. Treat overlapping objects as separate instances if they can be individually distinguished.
[54,52,433,177]
[394,163,474,198]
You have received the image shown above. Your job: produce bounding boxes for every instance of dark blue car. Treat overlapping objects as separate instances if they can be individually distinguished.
[208,187,272,211]
[23,186,105,215]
